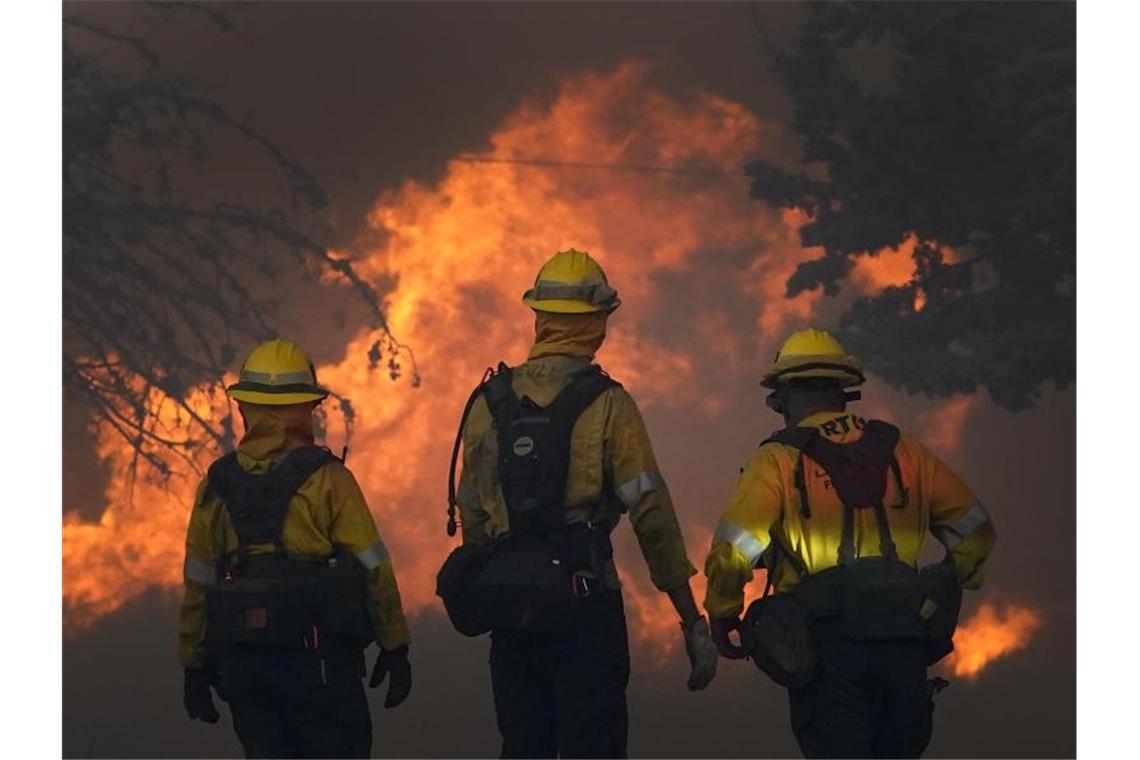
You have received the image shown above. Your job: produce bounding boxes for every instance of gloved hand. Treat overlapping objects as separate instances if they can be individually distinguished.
[183,666,220,724]
[369,645,412,708]
[710,615,749,660]
[680,616,718,691]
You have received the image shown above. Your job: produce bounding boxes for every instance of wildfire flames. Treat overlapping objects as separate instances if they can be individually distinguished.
[63,62,1038,677]
[944,602,1043,679]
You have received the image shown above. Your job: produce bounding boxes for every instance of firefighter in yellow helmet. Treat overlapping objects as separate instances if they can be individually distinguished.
[179,339,412,759]
[703,328,996,759]
[437,249,718,758]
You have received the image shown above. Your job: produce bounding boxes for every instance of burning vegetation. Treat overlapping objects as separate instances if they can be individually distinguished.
[63,62,1039,678]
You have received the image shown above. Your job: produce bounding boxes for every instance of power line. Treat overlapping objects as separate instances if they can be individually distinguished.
[449,154,750,178]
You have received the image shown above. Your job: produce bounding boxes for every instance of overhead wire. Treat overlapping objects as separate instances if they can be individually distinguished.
[449,154,751,178]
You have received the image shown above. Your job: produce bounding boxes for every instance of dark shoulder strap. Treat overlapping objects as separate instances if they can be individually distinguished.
[210,445,337,552]
[544,365,620,422]
[445,365,498,536]
[761,426,818,451]
[760,427,816,519]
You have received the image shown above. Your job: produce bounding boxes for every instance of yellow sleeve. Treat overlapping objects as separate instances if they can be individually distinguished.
[179,478,223,668]
[908,436,997,589]
[457,394,495,546]
[703,446,785,619]
[327,463,412,650]
[604,388,696,592]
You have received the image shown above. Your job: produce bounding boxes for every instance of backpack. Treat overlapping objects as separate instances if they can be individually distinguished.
[204,446,373,649]
[437,362,619,636]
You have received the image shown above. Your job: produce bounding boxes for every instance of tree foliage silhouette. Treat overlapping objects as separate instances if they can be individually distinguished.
[63,5,414,477]
[748,2,1074,410]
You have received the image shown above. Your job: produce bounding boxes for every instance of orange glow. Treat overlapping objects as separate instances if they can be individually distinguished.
[917,393,983,461]
[943,602,1042,678]
[850,235,919,292]
[64,63,824,636]
[63,62,1023,679]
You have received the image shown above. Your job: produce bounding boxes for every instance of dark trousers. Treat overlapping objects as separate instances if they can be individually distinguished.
[489,589,631,759]
[789,625,934,759]
[219,644,372,759]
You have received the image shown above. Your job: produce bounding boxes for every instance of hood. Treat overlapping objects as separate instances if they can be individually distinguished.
[528,310,608,360]
[235,401,316,467]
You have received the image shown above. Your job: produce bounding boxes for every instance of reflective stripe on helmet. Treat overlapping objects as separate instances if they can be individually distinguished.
[931,502,992,550]
[183,557,217,586]
[523,278,619,309]
[713,519,768,567]
[355,540,389,570]
[616,470,666,507]
[239,369,315,386]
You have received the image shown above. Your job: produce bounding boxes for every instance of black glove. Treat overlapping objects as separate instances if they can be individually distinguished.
[183,667,220,723]
[369,645,412,708]
[710,615,749,660]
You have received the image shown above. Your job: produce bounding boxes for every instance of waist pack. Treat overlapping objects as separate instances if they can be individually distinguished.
[796,557,929,640]
[207,548,374,648]
[741,592,816,688]
[743,557,960,687]
[437,530,611,636]
[918,560,964,664]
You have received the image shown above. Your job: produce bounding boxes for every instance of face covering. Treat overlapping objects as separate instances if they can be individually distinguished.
[528,310,608,360]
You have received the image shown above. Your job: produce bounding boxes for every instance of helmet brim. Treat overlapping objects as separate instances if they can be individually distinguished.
[760,356,865,389]
[226,385,329,406]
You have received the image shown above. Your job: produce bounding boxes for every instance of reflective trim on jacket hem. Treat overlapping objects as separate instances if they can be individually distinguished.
[616,470,666,507]
[183,557,217,586]
[356,540,390,570]
[712,520,768,566]
[932,502,992,550]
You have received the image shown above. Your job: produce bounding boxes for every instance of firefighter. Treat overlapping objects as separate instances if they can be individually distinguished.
[179,339,412,759]
[438,249,718,758]
[703,328,997,759]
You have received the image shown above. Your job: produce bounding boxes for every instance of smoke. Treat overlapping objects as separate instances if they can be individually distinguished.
[63,61,1036,677]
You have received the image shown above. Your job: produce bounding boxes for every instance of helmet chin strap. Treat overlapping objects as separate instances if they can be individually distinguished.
[765,390,786,415]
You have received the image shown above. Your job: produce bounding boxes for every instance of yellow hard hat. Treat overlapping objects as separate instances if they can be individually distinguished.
[522,249,621,314]
[760,328,865,389]
[226,339,330,405]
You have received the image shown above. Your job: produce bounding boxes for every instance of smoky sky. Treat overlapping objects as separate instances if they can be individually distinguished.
[62,2,1075,758]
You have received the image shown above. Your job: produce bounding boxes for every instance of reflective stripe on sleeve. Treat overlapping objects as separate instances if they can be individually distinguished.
[356,540,390,570]
[616,470,666,507]
[183,557,217,586]
[712,520,768,567]
[932,502,992,550]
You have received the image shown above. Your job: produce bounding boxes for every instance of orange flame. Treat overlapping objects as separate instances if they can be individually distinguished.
[63,61,1010,672]
[943,602,1042,678]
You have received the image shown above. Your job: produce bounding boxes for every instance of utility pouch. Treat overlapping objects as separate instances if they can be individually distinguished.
[436,542,496,637]
[318,547,374,645]
[741,592,816,688]
[836,558,927,641]
[470,540,577,633]
[207,562,322,646]
[919,561,964,664]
